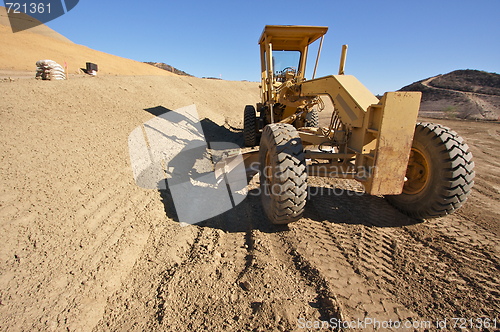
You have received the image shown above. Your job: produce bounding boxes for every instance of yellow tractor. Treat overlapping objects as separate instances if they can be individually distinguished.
[242,25,475,224]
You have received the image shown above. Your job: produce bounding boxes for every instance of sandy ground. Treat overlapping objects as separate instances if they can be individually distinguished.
[1,74,499,331]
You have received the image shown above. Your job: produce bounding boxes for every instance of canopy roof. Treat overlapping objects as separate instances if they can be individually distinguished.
[258,25,328,51]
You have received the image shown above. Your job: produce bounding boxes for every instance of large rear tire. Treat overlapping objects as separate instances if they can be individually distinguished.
[259,124,308,224]
[244,105,257,147]
[386,123,475,219]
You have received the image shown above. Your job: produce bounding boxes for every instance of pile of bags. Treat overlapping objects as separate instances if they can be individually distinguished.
[36,60,66,80]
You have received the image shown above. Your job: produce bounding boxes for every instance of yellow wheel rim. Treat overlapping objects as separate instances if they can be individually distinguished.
[403,147,430,195]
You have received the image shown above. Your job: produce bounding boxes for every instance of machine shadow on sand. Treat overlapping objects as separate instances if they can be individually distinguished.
[144,105,243,147]
[305,186,422,228]
[158,183,422,234]
[144,106,421,232]
[144,105,175,117]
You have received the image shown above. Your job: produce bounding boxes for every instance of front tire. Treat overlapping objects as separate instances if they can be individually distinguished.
[259,124,307,224]
[386,123,475,219]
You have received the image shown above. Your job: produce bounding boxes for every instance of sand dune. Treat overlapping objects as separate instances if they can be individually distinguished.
[0,6,173,76]
[0,5,74,42]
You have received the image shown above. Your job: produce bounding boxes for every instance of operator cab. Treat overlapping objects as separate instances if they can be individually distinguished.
[259,25,328,87]
[273,51,300,82]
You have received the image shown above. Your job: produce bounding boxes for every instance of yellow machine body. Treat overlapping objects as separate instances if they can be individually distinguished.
[252,25,422,195]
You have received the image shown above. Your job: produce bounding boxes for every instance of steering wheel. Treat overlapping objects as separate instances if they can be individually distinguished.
[281,67,297,74]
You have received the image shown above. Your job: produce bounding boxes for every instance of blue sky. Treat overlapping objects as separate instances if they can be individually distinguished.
[44,0,500,95]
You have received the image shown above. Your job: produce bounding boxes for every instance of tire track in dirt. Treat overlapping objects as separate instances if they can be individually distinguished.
[59,185,153,330]
[92,115,499,331]
[287,182,420,328]
[0,165,161,331]
[96,185,344,331]
[92,213,200,331]
[247,175,343,326]
[397,217,500,319]
[292,177,500,327]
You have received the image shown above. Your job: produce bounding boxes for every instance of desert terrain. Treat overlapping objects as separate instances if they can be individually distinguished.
[1,15,500,332]
[400,70,500,121]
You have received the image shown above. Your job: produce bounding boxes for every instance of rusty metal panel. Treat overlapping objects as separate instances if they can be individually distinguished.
[368,92,422,195]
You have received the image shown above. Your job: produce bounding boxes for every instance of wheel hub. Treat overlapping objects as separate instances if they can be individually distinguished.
[403,148,429,195]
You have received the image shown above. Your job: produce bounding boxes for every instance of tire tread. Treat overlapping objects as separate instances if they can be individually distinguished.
[387,122,475,219]
[244,105,257,147]
[259,123,307,224]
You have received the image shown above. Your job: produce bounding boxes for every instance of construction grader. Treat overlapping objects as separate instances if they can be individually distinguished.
[241,25,475,224]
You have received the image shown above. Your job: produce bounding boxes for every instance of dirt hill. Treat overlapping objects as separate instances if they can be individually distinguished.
[400,69,500,120]
[0,5,73,42]
[0,6,173,76]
